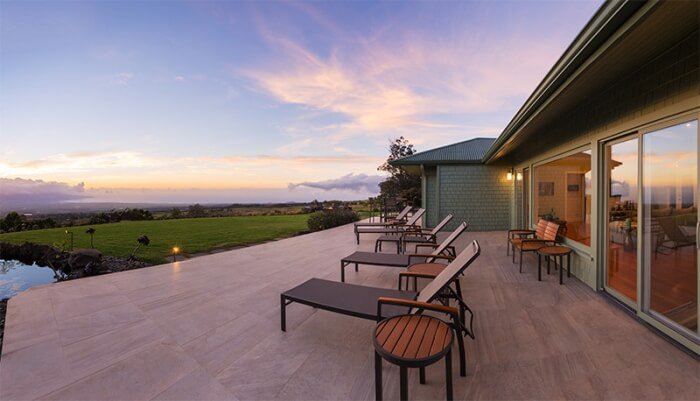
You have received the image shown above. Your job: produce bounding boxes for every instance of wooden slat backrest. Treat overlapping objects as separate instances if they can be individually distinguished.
[534,219,548,239]
[543,222,560,241]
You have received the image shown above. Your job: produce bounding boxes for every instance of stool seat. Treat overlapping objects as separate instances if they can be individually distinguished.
[538,246,572,256]
[374,315,453,366]
[374,315,454,400]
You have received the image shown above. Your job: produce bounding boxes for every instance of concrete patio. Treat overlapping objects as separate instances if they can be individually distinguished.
[1,223,698,400]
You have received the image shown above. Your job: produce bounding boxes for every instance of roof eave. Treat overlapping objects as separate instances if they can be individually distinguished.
[482,0,651,164]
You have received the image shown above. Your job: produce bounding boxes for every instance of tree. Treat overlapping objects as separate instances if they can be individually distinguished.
[377,137,422,204]
[171,207,182,219]
[1,211,24,232]
[130,235,150,260]
[86,227,96,248]
[187,203,206,218]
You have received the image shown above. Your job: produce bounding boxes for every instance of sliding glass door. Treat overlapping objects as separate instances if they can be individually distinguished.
[603,118,698,344]
[642,120,698,339]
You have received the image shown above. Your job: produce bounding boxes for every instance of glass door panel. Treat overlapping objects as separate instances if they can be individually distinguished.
[643,120,698,337]
[606,138,639,301]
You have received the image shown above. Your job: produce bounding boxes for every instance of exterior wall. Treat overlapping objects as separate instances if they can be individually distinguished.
[510,30,700,291]
[423,167,438,228]
[438,165,512,231]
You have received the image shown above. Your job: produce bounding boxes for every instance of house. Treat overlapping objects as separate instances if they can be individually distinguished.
[392,0,699,354]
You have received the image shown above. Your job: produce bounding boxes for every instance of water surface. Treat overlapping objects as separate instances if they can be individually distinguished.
[0,259,59,299]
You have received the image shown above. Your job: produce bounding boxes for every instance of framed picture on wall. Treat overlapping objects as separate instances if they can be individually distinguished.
[539,182,554,196]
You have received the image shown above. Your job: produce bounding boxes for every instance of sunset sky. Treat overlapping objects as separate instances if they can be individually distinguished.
[0,1,602,204]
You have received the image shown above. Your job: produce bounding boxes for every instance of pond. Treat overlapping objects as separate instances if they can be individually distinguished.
[0,259,61,299]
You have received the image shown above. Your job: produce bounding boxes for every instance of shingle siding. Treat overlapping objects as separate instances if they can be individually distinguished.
[423,168,438,228]
[436,165,512,231]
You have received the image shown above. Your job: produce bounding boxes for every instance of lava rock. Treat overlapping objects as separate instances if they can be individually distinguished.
[68,249,102,270]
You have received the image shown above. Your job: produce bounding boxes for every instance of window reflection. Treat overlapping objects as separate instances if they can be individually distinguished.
[533,150,592,246]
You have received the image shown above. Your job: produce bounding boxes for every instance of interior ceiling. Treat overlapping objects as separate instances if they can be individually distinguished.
[491,1,700,163]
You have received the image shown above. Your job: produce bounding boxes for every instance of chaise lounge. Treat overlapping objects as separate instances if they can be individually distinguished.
[341,222,467,282]
[354,208,426,244]
[280,240,481,377]
[375,213,454,253]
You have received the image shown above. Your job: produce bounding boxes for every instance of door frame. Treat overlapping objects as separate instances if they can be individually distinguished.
[600,133,640,310]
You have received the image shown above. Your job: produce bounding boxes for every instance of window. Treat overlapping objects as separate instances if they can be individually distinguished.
[533,150,592,245]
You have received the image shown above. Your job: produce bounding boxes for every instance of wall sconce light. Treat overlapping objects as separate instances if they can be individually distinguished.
[516,172,523,181]
[506,169,513,181]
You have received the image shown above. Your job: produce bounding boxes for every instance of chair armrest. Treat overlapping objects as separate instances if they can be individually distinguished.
[376,297,458,321]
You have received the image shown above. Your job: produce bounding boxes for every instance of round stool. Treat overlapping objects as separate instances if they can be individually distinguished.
[537,246,572,284]
[374,315,454,401]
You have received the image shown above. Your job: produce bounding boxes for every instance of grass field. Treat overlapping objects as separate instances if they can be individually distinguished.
[0,215,310,264]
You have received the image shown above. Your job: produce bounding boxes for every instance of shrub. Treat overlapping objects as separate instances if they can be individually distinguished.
[307,209,359,232]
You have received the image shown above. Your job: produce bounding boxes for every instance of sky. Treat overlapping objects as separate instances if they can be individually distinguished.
[0,0,603,206]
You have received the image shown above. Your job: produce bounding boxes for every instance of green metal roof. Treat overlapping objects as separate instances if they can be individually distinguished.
[390,137,496,165]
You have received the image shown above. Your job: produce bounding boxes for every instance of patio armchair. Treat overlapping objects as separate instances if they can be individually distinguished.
[506,218,547,256]
[511,221,560,273]
[281,240,481,377]
[354,208,426,244]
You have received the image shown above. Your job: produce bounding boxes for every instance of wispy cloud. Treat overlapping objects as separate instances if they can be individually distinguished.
[289,173,382,193]
[101,72,134,86]
[239,6,563,148]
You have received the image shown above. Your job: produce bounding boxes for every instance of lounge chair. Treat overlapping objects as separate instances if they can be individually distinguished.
[511,221,560,273]
[280,240,481,377]
[373,213,453,253]
[355,205,413,227]
[354,208,426,244]
[341,222,468,282]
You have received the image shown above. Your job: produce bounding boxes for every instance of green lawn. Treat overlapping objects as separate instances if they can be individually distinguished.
[0,215,309,264]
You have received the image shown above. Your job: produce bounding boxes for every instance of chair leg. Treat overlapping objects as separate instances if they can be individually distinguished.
[506,237,510,255]
[400,366,408,401]
[547,256,551,275]
[280,295,286,332]
[519,251,523,273]
[446,349,454,401]
[537,253,542,281]
[559,255,564,285]
[567,253,571,277]
[455,323,466,377]
[375,352,383,401]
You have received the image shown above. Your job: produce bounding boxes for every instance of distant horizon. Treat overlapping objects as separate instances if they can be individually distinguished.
[0,1,603,203]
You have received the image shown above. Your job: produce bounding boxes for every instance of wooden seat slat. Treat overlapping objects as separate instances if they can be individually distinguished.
[403,315,432,359]
[415,318,440,358]
[428,321,451,356]
[381,315,412,351]
[392,315,424,357]
[376,317,402,345]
